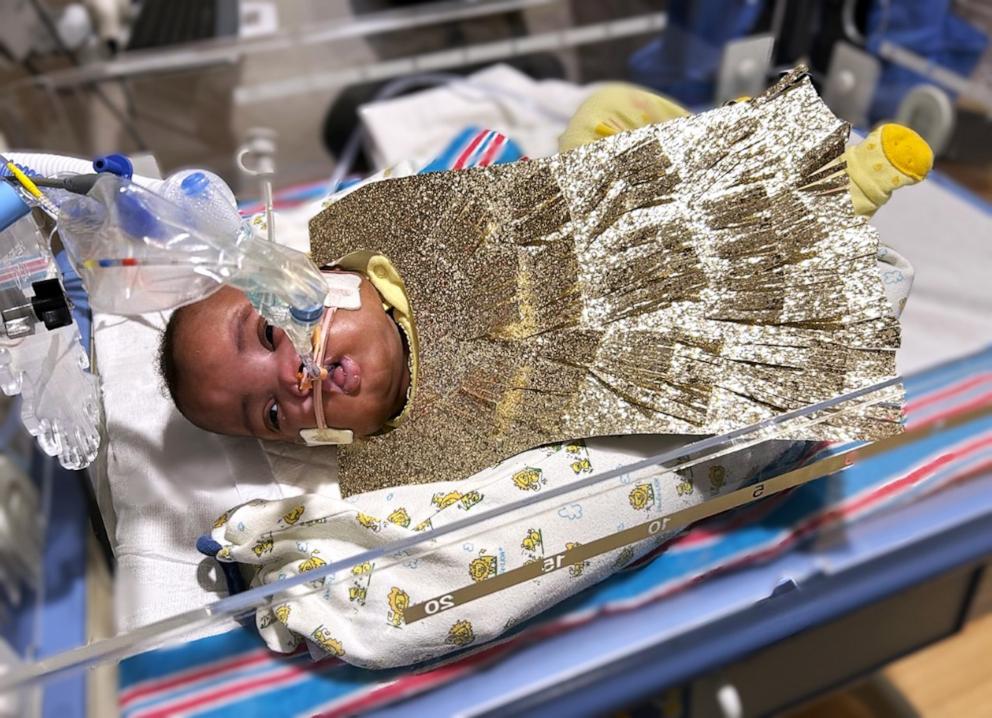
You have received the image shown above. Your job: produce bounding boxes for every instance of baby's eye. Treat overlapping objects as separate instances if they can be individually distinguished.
[265,401,281,432]
[261,321,275,351]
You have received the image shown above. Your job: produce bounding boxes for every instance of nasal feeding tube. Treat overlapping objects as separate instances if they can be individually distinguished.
[302,307,336,421]
[297,271,363,447]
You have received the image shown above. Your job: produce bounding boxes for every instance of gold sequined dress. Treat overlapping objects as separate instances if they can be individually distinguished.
[309,69,902,496]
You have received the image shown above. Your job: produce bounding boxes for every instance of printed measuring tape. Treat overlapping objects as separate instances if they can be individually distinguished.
[404,402,992,624]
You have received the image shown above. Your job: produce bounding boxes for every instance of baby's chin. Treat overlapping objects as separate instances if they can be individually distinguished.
[312,397,393,440]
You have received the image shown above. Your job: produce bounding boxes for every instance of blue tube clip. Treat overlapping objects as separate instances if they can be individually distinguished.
[93,153,133,179]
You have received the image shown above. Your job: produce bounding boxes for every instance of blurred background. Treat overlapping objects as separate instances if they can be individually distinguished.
[0,2,990,717]
[1,0,989,199]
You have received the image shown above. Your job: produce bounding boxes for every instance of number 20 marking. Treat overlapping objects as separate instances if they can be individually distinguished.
[424,594,455,615]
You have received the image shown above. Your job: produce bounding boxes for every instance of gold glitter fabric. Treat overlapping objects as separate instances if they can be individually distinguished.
[309,68,903,496]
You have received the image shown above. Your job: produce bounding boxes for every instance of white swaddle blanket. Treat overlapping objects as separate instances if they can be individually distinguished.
[210,435,803,668]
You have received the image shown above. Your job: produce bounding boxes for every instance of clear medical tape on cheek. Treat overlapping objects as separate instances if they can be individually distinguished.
[298,272,362,447]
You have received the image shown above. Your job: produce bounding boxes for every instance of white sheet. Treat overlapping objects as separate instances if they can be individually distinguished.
[358,64,595,168]
[872,179,992,374]
[94,311,339,637]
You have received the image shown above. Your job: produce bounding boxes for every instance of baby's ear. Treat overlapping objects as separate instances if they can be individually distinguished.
[844,124,934,218]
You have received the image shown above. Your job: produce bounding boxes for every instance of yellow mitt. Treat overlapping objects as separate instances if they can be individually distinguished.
[560,84,933,218]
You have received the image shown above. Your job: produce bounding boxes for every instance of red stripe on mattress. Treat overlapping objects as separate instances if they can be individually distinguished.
[905,373,992,414]
[478,134,506,167]
[131,666,306,718]
[313,639,528,717]
[119,649,272,707]
[907,391,992,430]
[793,435,992,532]
[453,131,489,170]
[315,663,472,717]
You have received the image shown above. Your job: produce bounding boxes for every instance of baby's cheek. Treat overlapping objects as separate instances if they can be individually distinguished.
[358,394,393,437]
[287,403,316,433]
[336,309,372,352]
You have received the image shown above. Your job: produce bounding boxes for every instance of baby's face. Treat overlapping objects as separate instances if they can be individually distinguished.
[170,273,409,441]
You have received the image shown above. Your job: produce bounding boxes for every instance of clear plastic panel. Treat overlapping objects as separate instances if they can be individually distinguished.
[0,376,928,689]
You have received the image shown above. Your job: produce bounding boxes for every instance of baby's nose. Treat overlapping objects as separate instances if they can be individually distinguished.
[275,342,308,399]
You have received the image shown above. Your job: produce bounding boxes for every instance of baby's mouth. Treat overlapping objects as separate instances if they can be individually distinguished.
[323,355,361,395]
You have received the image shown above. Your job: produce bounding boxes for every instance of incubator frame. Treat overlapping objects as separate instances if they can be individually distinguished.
[0,374,933,693]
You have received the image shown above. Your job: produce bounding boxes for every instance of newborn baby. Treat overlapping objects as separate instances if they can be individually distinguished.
[159,270,411,441]
[182,71,930,669]
[161,80,932,467]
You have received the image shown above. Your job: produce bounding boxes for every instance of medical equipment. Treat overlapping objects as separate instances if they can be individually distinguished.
[0,151,330,470]
[237,127,279,244]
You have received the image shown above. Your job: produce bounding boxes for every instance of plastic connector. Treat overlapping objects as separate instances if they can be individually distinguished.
[290,304,324,323]
[116,191,160,240]
[180,171,210,197]
[92,153,133,179]
[30,279,72,330]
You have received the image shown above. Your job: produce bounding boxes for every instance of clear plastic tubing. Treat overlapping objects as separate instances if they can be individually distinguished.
[12,153,327,370]
[289,304,324,379]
